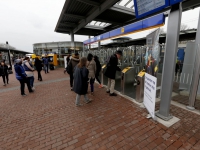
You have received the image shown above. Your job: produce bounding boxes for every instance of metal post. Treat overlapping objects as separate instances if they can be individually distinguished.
[156,3,182,121]
[98,41,101,51]
[187,10,200,110]
[71,32,75,53]
[6,42,12,70]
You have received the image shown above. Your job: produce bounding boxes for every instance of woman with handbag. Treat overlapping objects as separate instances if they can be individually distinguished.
[73,57,91,106]
[87,53,96,95]
[0,61,9,86]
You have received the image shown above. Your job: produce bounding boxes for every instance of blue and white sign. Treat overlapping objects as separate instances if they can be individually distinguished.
[134,0,182,18]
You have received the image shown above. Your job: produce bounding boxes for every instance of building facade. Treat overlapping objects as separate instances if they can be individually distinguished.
[33,41,84,66]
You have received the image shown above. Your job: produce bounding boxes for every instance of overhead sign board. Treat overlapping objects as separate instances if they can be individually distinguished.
[134,0,182,18]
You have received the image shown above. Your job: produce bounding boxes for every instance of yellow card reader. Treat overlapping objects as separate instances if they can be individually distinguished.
[138,69,146,77]
[122,67,131,73]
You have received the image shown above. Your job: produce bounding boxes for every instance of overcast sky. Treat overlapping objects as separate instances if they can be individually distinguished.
[0,0,199,52]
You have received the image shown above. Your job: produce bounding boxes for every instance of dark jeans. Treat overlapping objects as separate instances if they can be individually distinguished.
[90,78,95,92]
[19,78,33,95]
[70,73,74,87]
[2,74,9,84]
[29,76,34,88]
[95,74,101,84]
[44,64,49,73]
[37,70,42,80]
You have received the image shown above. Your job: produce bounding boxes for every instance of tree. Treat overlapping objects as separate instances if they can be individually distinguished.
[180,24,189,31]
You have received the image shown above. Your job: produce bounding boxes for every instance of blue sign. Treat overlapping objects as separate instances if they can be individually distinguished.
[134,0,182,18]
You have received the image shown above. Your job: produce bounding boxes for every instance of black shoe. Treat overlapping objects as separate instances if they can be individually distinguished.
[106,90,110,93]
[71,88,73,91]
[29,91,34,93]
[110,93,117,96]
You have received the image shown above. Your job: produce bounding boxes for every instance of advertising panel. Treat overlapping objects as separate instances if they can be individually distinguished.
[145,28,160,77]
[143,73,157,119]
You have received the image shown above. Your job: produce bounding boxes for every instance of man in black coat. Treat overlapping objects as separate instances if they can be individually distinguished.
[104,50,122,96]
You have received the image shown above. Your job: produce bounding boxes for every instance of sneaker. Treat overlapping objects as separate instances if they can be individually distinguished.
[110,93,117,96]
[71,88,73,91]
[86,100,92,104]
[99,84,103,88]
[32,87,35,91]
[21,94,27,96]
[91,92,94,96]
[75,104,83,107]
[3,84,6,86]
[106,90,110,93]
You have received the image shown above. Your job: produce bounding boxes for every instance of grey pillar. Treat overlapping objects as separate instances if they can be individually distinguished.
[187,10,200,110]
[6,42,12,70]
[156,3,182,121]
[98,41,101,51]
[89,36,91,50]
[71,32,75,53]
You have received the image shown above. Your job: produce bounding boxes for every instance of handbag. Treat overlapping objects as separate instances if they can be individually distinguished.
[7,69,13,74]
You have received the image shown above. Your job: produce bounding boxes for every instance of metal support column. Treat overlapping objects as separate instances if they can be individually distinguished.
[6,42,12,70]
[156,3,182,121]
[89,36,91,50]
[98,41,101,51]
[187,10,200,110]
[71,32,75,53]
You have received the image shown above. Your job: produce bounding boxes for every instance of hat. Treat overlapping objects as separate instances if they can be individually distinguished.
[75,52,79,56]
[116,50,123,56]
[15,59,22,64]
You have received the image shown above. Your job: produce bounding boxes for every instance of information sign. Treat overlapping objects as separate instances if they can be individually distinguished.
[134,0,182,18]
[143,73,157,119]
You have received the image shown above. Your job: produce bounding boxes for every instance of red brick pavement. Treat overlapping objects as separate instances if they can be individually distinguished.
[0,68,200,150]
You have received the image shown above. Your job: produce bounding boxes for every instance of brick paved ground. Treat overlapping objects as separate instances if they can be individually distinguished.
[0,68,200,150]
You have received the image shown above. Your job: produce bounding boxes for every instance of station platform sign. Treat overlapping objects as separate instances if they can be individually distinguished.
[134,0,183,19]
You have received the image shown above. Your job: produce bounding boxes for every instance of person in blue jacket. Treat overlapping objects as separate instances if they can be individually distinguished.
[43,56,49,74]
[14,59,33,96]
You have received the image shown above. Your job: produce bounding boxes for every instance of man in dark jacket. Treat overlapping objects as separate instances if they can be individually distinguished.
[42,56,49,73]
[14,59,33,96]
[104,50,122,96]
[68,53,80,91]
[0,61,9,86]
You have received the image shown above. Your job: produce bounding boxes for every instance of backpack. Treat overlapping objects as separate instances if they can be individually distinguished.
[66,60,72,74]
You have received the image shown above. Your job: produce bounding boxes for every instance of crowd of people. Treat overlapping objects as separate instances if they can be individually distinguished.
[1,51,123,104]
[66,50,122,106]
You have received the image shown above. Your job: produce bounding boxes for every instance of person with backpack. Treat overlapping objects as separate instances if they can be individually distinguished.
[67,53,79,91]
[73,57,91,106]
[23,57,35,90]
[0,61,9,86]
[87,53,96,95]
[94,55,103,88]
[104,50,122,96]
[14,59,33,96]
[34,57,43,81]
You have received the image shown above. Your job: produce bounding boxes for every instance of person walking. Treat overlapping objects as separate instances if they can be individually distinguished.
[64,54,71,74]
[43,56,49,73]
[73,57,91,106]
[104,50,122,96]
[0,61,9,86]
[34,57,43,81]
[87,53,96,95]
[94,55,103,88]
[68,53,80,91]
[23,57,35,90]
[14,59,33,96]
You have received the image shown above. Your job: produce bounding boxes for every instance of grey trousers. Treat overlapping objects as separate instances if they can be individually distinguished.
[107,78,115,94]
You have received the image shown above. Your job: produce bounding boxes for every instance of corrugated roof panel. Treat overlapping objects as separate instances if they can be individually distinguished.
[66,1,94,16]
[62,16,81,23]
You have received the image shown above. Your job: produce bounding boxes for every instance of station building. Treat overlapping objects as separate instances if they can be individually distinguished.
[33,41,84,66]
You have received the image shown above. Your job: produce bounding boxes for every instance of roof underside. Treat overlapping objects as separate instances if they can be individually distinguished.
[55,0,200,36]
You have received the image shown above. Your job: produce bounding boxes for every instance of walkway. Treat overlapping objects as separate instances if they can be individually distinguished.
[0,68,200,150]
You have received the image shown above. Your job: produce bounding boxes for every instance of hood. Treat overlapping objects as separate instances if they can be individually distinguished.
[71,57,79,62]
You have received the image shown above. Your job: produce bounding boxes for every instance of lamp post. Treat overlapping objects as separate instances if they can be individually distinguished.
[6,41,12,70]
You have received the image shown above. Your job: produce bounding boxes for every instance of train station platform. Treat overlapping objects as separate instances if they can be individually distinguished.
[0,68,200,150]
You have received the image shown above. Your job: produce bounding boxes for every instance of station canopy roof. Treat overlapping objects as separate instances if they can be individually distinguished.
[55,0,200,36]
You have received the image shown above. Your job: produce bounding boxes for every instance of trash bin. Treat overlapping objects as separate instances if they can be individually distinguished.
[136,70,145,103]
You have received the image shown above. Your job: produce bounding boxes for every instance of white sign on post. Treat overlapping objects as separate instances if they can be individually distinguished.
[143,73,157,119]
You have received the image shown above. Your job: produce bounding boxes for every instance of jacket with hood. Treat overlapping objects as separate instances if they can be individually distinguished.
[14,64,27,80]
[68,56,80,74]
[87,59,96,79]
[23,60,34,77]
